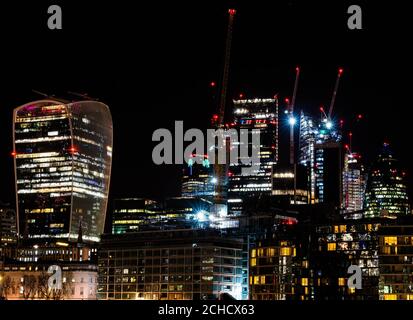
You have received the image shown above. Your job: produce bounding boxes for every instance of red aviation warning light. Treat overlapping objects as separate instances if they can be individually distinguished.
[239,93,244,99]
[228,9,236,16]
[69,146,77,154]
[11,151,17,157]
[210,81,216,87]
[339,68,344,74]
[357,114,363,120]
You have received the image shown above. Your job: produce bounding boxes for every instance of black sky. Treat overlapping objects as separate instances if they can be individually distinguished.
[0,1,412,206]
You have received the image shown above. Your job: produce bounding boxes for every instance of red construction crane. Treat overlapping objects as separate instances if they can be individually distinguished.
[214,9,236,206]
[217,8,236,127]
[288,66,300,165]
[327,68,343,121]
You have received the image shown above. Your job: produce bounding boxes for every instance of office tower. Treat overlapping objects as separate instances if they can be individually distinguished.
[97,229,247,300]
[364,143,409,218]
[227,98,278,215]
[111,198,160,234]
[342,152,366,214]
[0,203,17,245]
[272,164,309,205]
[298,111,317,202]
[181,154,215,201]
[299,111,343,206]
[314,141,343,208]
[13,100,113,243]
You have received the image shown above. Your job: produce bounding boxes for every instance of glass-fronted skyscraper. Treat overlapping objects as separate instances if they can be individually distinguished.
[13,100,113,243]
[299,111,343,207]
[181,154,215,201]
[364,143,409,218]
[342,152,366,214]
[228,98,278,215]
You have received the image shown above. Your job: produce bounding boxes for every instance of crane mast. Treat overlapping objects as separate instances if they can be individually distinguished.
[328,68,343,120]
[289,66,300,165]
[213,9,236,206]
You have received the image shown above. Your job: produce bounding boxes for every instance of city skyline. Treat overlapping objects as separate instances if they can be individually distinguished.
[2,1,413,302]
[0,2,412,205]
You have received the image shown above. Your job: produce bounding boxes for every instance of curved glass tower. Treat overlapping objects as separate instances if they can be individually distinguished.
[364,143,409,218]
[13,100,113,243]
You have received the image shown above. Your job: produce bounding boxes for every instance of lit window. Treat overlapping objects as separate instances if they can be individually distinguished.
[268,248,276,257]
[327,243,336,251]
[254,276,260,285]
[301,278,308,286]
[280,247,292,256]
[260,276,266,284]
[384,294,397,300]
[384,236,397,246]
[338,278,346,286]
[251,249,256,258]
[251,258,256,267]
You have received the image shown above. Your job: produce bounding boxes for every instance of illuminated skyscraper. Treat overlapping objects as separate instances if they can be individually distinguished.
[181,154,215,201]
[13,100,113,243]
[228,98,278,215]
[364,143,409,218]
[299,111,343,206]
[342,152,366,214]
[298,111,317,202]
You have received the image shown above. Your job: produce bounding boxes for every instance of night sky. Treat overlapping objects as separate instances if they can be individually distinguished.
[1,1,412,207]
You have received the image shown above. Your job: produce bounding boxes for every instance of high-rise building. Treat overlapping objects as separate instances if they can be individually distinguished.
[228,98,278,215]
[13,100,113,243]
[299,112,343,207]
[342,152,366,214]
[298,111,317,202]
[364,143,409,218]
[314,141,343,208]
[272,164,309,205]
[181,154,215,201]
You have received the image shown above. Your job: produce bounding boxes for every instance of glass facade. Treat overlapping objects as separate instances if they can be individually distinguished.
[13,100,113,243]
[228,98,278,215]
[342,152,366,214]
[181,155,215,201]
[364,144,409,218]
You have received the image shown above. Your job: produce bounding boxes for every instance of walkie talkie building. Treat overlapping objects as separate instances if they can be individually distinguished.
[12,100,113,243]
